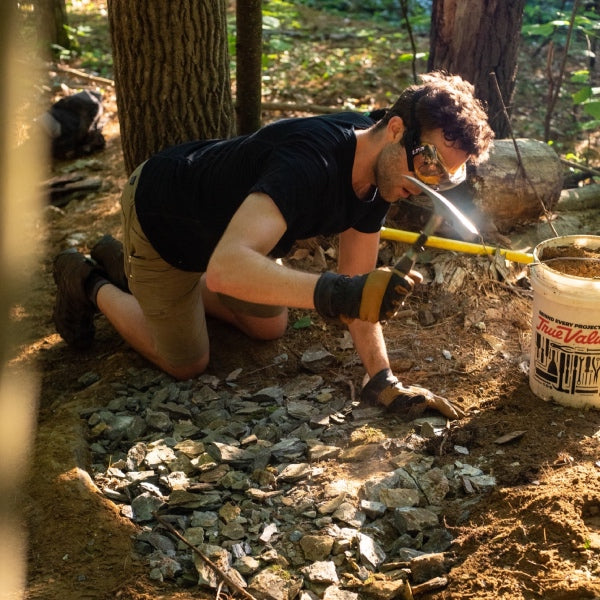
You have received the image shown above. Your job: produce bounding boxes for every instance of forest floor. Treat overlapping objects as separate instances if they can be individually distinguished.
[10,3,600,599]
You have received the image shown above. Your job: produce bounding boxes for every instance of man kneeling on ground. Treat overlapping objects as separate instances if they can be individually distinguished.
[52,71,493,420]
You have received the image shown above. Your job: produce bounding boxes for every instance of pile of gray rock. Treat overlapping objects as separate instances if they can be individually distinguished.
[82,364,496,599]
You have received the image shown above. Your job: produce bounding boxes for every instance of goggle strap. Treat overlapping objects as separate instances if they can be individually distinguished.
[402,88,426,172]
[405,130,417,172]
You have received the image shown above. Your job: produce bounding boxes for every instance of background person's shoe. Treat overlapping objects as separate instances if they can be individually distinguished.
[90,234,130,292]
[52,248,97,349]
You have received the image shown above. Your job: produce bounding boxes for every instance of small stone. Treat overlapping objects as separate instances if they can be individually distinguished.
[221,521,246,540]
[393,507,439,533]
[307,442,341,461]
[181,527,204,547]
[144,445,176,467]
[191,510,219,528]
[278,463,312,482]
[301,346,337,373]
[301,560,339,584]
[195,544,245,590]
[380,488,420,508]
[248,567,303,600]
[260,523,278,543]
[417,468,450,505]
[333,502,365,528]
[287,399,321,420]
[169,490,221,509]
[219,502,241,522]
[357,532,386,569]
[77,371,101,388]
[300,534,335,561]
[235,555,260,575]
[359,499,387,518]
[409,552,448,584]
[131,492,163,522]
[282,375,324,399]
[252,386,284,404]
[174,439,205,457]
[126,442,147,471]
[163,471,189,491]
[148,554,182,580]
[322,586,358,600]
[318,493,347,515]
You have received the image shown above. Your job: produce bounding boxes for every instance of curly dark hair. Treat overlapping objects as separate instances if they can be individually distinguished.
[374,71,494,164]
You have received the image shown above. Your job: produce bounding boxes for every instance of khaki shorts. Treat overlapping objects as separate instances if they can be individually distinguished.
[121,162,283,367]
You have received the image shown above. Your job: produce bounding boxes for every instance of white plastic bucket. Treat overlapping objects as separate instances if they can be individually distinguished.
[529,235,600,409]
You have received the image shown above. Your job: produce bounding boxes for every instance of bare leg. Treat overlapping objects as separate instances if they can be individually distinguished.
[95,273,286,380]
[199,274,288,340]
[95,283,209,380]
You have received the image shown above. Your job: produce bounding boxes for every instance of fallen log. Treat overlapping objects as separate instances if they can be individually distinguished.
[43,174,102,207]
[469,138,563,233]
[556,182,600,210]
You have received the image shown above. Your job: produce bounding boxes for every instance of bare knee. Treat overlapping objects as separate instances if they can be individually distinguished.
[241,310,288,341]
[162,353,210,381]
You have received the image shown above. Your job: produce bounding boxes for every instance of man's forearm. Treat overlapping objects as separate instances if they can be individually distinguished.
[347,318,390,377]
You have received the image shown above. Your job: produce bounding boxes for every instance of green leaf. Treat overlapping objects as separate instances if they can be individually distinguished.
[398,52,427,62]
[581,119,600,131]
[570,69,590,83]
[522,22,557,37]
[583,101,600,119]
[572,87,592,104]
[293,316,313,329]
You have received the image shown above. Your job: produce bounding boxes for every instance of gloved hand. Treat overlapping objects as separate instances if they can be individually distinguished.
[313,267,417,323]
[361,368,465,420]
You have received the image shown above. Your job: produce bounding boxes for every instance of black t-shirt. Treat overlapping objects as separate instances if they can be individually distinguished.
[134,112,390,271]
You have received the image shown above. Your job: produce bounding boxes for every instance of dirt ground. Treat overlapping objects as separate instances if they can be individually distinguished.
[10,45,600,600]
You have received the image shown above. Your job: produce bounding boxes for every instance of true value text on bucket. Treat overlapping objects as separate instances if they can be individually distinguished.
[539,310,598,330]
[536,315,600,345]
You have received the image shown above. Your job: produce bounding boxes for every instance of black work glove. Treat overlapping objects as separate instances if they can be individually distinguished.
[361,368,465,420]
[314,268,414,323]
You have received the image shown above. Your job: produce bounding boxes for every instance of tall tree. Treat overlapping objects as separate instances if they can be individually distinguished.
[36,0,70,52]
[236,0,263,134]
[107,0,234,174]
[428,0,526,138]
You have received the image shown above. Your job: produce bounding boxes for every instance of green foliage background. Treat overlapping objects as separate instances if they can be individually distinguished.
[20,0,600,159]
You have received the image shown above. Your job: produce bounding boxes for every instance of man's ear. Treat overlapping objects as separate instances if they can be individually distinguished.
[387,116,405,143]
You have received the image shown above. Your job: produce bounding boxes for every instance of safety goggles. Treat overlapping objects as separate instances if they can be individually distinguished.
[411,143,466,191]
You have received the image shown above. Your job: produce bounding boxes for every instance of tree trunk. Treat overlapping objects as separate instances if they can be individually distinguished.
[36,0,70,52]
[107,0,234,174]
[236,0,263,134]
[428,0,526,138]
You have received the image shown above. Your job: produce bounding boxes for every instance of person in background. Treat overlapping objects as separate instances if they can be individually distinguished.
[52,71,493,420]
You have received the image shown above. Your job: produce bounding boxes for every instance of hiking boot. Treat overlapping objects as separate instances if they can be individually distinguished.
[52,248,98,349]
[90,234,129,292]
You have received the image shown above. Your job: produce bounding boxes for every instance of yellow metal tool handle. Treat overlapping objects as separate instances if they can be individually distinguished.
[380,227,534,265]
